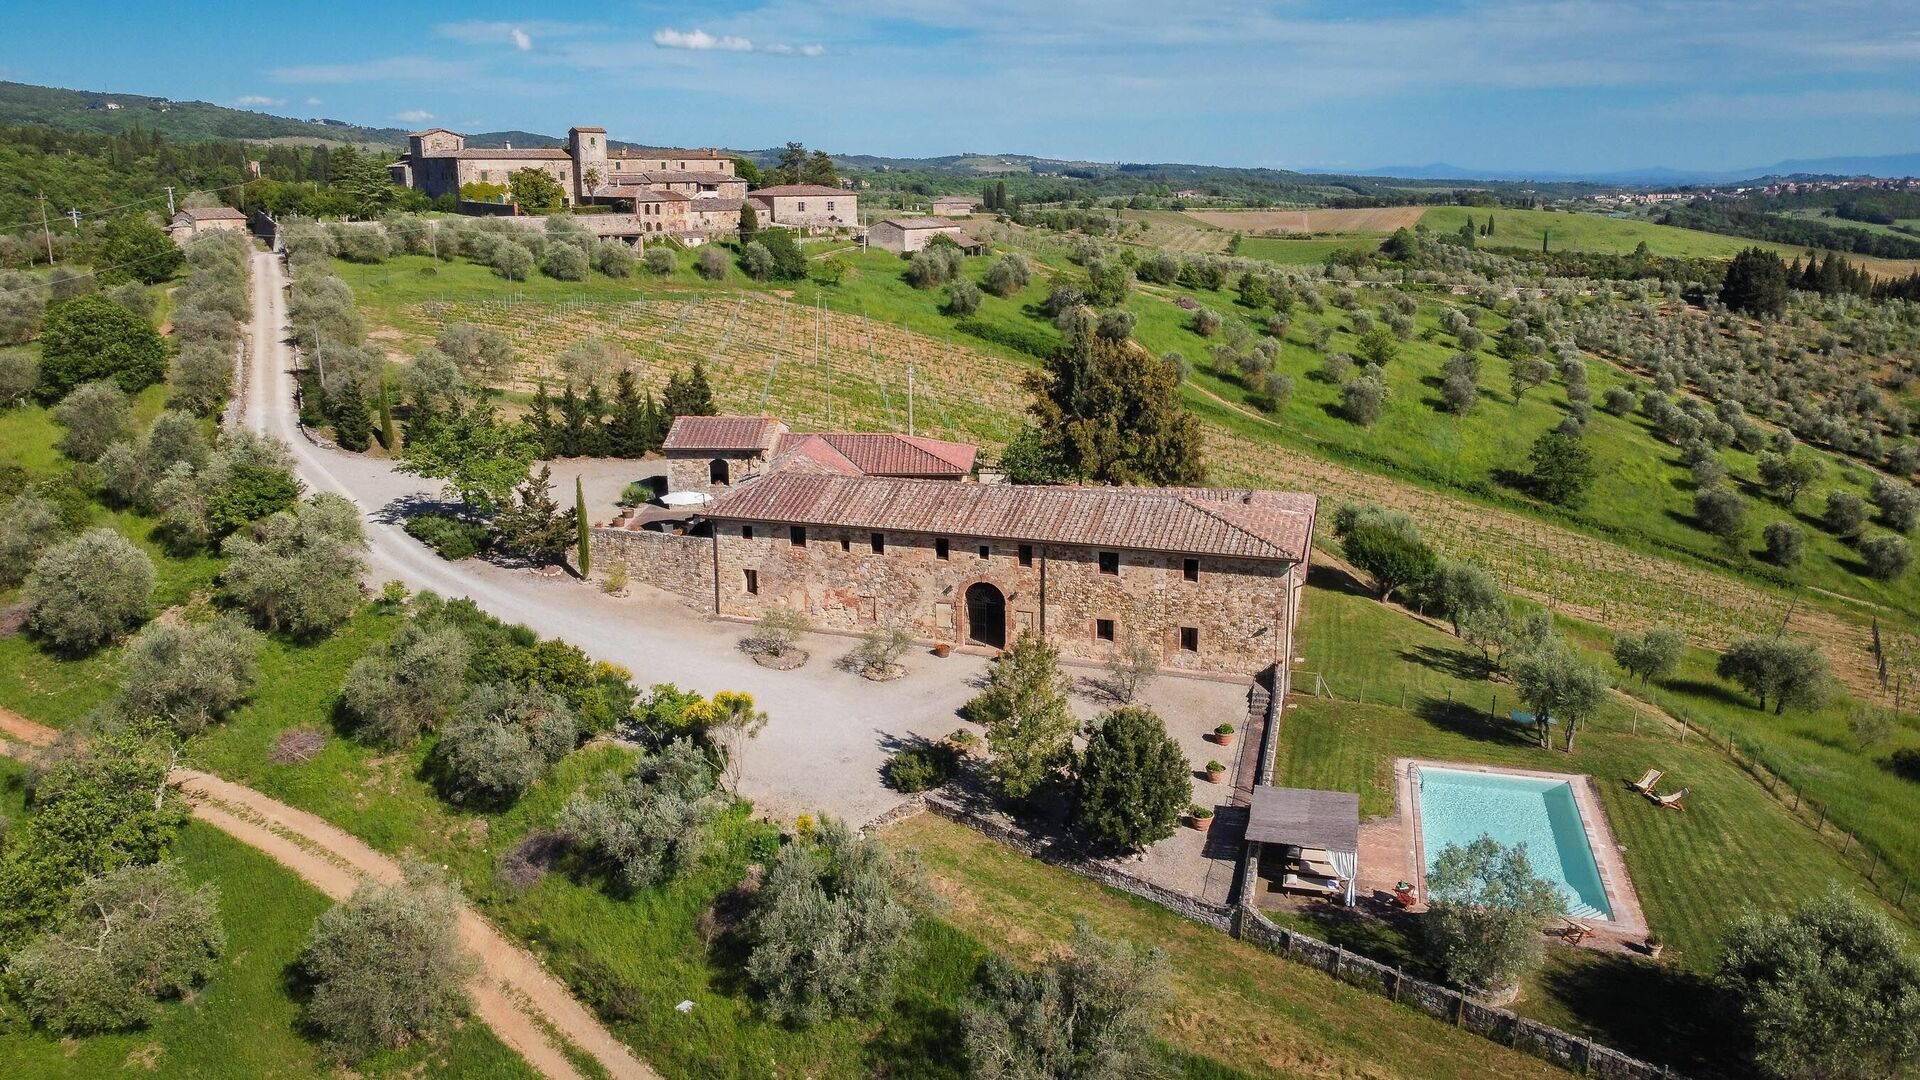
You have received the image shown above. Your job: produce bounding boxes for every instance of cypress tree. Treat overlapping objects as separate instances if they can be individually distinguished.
[575,476,590,577]
[558,384,588,457]
[581,385,610,457]
[376,374,397,451]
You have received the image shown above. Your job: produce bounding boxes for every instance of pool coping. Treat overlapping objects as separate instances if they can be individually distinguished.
[1393,757,1648,936]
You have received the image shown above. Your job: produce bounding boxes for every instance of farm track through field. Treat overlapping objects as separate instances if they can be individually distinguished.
[372,290,1883,692]
[1183,206,1429,234]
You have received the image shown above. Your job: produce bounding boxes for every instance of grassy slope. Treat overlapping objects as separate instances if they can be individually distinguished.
[1274,575,1913,1075]
[1235,234,1385,265]
[1419,206,1810,260]
[0,762,532,1080]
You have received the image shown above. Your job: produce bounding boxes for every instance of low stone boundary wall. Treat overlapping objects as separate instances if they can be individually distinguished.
[905,790,1683,1079]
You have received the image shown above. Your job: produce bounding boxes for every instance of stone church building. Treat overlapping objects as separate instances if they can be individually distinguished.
[593,416,1315,678]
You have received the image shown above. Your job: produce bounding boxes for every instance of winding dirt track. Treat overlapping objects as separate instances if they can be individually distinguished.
[0,708,654,1080]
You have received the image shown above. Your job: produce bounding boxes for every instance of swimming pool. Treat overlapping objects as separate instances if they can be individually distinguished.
[1414,766,1613,921]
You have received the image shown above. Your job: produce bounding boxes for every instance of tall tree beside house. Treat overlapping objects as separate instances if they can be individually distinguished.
[606,369,666,456]
[507,168,564,212]
[730,156,763,187]
[575,476,590,576]
[803,149,839,187]
[772,142,808,185]
[1024,324,1205,486]
[96,215,184,285]
[1072,707,1191,851]
[969,631,1076,802]
[662,360,717,418]
[737,200,759,241]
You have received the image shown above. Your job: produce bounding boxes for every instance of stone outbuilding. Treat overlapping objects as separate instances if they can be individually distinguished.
[662,415,790,493]
[930,195,979,217]
[748,184,859,229]
[867,217,981,255]
[592,469,1315,679]
[168,206,249,244]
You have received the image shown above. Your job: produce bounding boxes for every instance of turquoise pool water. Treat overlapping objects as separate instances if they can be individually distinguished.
[1416,766,1613,921]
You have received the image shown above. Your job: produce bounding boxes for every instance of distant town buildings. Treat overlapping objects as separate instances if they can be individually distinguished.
[387,125,857,242]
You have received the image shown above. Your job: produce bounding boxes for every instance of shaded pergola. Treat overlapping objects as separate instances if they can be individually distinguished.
[1246,786,1361,906]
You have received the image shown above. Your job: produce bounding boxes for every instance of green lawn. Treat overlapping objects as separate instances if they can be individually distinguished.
[0,761,532,1080]
[1420,206,1817,260]
[1236,234,1385,265]
[1274,573,1913,1074]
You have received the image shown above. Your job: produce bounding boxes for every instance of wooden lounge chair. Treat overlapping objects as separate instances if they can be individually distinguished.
[1560,917,1594,945]
[1629,768,1662,794]
[1647,787,1689,810]
[1282,872,1342,897]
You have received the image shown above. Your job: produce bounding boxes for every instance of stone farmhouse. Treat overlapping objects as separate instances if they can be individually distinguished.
[867,217,985,255]
[168,206,249,244]
[660,415,976,492]
[388,125,857,241]
[594,416,1315,678]
[929,194,979,217]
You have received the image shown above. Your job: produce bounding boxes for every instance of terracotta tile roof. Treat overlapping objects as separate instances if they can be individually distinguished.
[772,433,976,478]
[879,217,959,231]
[177,207,247,222]
[595,185,692,202]
[615,170,744,186]
[705,474,1315,561]
[750,184,856,198]
[610,147,730,160]
[442,148,570,160]
[662,415,787,452]
[691,198,746,212]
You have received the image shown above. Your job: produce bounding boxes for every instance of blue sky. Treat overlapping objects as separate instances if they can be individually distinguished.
[4,1,1919,172]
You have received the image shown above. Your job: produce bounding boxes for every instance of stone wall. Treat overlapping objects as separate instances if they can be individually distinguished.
[708,520,1303,678]
[765,194,857,229]
[588,527,712,607]
[665,450,769,494]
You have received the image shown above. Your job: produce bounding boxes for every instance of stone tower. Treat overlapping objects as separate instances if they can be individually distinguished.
[569,126,609,199]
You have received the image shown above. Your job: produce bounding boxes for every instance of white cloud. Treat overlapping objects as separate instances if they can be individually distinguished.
[435,20,589,49]
[651,26,824,56]
[511,28,532,51]
[653,27,755,52]
[392,109,435,124]
[305,96,323,106]
[234,94,283,107]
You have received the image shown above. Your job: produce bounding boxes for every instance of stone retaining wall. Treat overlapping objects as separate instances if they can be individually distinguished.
[588,527,711,607]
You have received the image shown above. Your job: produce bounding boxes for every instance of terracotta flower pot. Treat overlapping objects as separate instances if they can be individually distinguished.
[931,643,952,658]
[1205,769,1225,784]
[1215,731,1236,747]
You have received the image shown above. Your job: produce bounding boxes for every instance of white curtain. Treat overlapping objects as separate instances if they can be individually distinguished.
[1331,849,1358,907]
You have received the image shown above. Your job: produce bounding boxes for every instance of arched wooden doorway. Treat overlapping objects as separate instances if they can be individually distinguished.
[965,582,1006,649]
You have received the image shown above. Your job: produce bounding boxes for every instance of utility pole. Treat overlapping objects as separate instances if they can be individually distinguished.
[164,186,176,216]
[907,364,915,436]
[37,192,54,265]
[67,209,82,230]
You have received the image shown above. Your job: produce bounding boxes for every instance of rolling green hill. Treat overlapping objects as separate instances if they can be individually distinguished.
[0,80,407,144]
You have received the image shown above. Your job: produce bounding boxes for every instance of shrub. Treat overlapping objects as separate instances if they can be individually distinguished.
[1859,534,1912,580]
[848,624,913,678]
[738,240,774,281]
[745,819,918,1027]
[1694,486,1748,548]
[741,607,809,658]
[1422,836,1560,994]
[23,527,154,653]
[8,862,224,1034]
[0,346,41,404]
[1761,521,1806,567]
[402,513,491,561]
[982,253,1030,297]
[1190,307,1222,336]
[557,739,723,892]
[491,241,534,281]
[339,621,472,747]
[1611,627,1684,684]
[696,245,729,280]
[52,380,132,462]
[592,240,635,278]
[300,868,476,1062]
[1826,491,1868,537]
[37,295,168,400]
[117,615,263,736]
[1871,477,1920,533]
[0,269,48,347]
[1073,706,1189,851]
[944,278,982,316]
[1341,375,1386,426]
[962,924,1169,1080]
[540,242,589,281]
[642,246,676,275]
[884,742,957,793]
[430,682,577,806]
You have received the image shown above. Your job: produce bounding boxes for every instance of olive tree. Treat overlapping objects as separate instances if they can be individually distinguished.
[1718,887,1920,1080]
[556,738,724,892]
[1423,836,1561,997]
[1763,521,1806,567]
[23,528,154,653]
[963,923,1171,1080]
[1611,627,1684,684]
[300,867,476,1062]
[117,615,263,736]
[1334,504,1436,603]
[218,493,366,637]
[7,862,224,1034]
[339,621,472,747]
[52,380,132,462]
[1717,636,1831,714]
[0,491,64,586]
[1512,640,1609,751]
[1860,534,1913,580]
[745,818,918,1027]
[430,682,577,806]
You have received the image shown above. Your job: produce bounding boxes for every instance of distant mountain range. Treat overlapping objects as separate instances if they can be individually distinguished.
[7,77,1916,191]
[1331,153,1920,187]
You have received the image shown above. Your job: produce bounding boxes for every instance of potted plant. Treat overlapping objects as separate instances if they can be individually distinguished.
[931,642,952,658]
[1643,933,1664,961]
[1204,760,1226,783]
[1187,803,1214,830]
[1214,722,1236,747]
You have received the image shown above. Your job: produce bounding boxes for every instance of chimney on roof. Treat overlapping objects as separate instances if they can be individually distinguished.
[505,140,512,150]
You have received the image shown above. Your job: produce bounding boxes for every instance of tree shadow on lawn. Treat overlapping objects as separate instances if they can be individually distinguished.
[1658,677,1751,711]
[861,985,971,1080]
[1412,695,1540,750]
[1534,953,1737,1079]
[1400,643,1490,684]
[1305,562,1373,598]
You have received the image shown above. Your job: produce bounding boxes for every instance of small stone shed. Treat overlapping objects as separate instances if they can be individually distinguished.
[169,206,249,244]
[1247,786,1361,906]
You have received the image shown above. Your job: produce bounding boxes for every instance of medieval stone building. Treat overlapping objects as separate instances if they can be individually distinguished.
[594,419,1314,678]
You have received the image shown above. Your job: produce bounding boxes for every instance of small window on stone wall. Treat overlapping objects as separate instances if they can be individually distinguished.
[936,538,950,560]
[1018,544,1034,567]
[1098,551,1120,576]
[840,536,851,552]
[1180,626,1199,652]
[744,569,759,595]
[978,544,990,559]
[871,532,885,554]
[1184,558,1200,582]
[1096,619,1115,642]
[790,527,807,547]
[742,525,754,540]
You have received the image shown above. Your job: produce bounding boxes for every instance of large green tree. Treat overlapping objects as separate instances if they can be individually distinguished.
[1025,325,1205,485]
[1423,836,1561,996]
[1525,429,1597,508]
[397,403,538,516]
[969,631,1076,801]
[1072,706,1191,851]
[1511,639,1609,751]
[1721,247,1790,318]
[96,215,184,285]
[1717,636,1831,714]
[1718,887,1920,1080]
[506,167,565,211]
[963,923,1172,1080]
[1333,504,1436,603]
[37,295,168,400]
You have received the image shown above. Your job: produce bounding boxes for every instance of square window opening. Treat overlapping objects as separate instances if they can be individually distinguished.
[871,532,886,554]
[1180,626,1199,652]
[1098,551,1120,575]
[743,569,759,595]
[978,544,991,560]
[1095,619,1116,642]
[1018,544,1034,567]
[789,526,807,547]
[1183,558,1200,582]
[741,525,754,540]
[935,538,950,560]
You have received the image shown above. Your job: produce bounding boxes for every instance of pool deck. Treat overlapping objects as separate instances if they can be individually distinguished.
[1373,758,1648,944]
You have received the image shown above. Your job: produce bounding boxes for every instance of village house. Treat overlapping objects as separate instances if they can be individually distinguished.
[929,194,979,217]
[168,205,249,244]
[597,415,1312,678]
[867,217,984,255]
[748,184,860,229]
